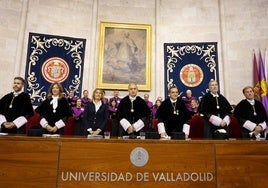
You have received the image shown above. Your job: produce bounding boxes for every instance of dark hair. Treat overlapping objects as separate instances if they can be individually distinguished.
[14,76,25,84]
[168,86,178,93]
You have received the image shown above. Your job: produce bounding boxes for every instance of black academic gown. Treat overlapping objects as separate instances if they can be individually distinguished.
[234,99,267,138]
[35,97,71,135]
[0,92,34,134]
[117,96,150,136]
[198,92,232,138]
[155,98,190,135]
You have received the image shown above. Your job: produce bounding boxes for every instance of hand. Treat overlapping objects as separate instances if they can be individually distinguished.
[254,125,263,134]
[51,126,58,133]
[46,125,54,132]
[220,120,227,127]
[127,125,134,134]
[3,122,15,129]
[92,130,101,135]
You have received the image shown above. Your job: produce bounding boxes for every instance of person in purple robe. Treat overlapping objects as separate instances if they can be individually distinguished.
[81,90,91,106]
[72,98,85,136]
[182,89,197,112]
[108,99,119,136]
[109,89,122,107]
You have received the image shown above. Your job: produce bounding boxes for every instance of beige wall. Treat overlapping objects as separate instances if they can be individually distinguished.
[1,0,268,105]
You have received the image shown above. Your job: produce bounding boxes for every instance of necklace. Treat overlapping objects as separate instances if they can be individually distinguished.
[131,101,134,112]
[9,95,15,108]
[172,102,179,115]
[252,105,257,116]
[215,97,220,109]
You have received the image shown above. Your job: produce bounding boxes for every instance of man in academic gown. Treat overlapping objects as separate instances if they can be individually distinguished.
[117,83,151,137]
[234,86,267,139]
[198,80,233,139]
[156,86,191,139]
[0,77,34,134]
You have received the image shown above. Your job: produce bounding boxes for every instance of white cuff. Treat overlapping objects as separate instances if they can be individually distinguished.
[55,119,65,129]
[259,121,267,130]
[13,116,27,128]
[120,118,131,131]
[157,122,166,134]
[183,123,190,135]
[40,118,48,128]
[209,115,222,126]
[133,119,144,132]
[223,116,230,126]
[0,114,7,125]
[243,120,256,131]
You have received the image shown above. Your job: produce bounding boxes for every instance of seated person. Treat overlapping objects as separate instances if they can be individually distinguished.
[198,80,233,139]
[156,86,191,139]
[234,86,267,139]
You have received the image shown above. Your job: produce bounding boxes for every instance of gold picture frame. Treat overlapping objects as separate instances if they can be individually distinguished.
[97,21,152,91]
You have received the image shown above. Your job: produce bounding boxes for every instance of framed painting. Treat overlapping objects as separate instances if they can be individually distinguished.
[97,21,152,91]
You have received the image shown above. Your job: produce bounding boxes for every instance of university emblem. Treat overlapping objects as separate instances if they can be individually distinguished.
[180,64,203,87]
[42,57,69,83]
[130,147,149,167]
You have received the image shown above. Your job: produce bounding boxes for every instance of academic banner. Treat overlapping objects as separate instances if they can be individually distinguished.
[164,42,219,100]
[24,33,86,105]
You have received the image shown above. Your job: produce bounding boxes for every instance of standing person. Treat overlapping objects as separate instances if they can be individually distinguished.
[234,86,267,139]
[81,90,91,106]
[0,76,34,134]
[156,86,191,139]
[151,99,162,131]
[35,82,71,135]
[198,80,233,139]
[144,94,153,110]
[72,98,85,136]
[109,89,122,107]
[66,89,77,107]
[182,89,197,112]
[188,98,199,117]
[108,99,119,137]
[117,83,151,138]
[83,88,109,135]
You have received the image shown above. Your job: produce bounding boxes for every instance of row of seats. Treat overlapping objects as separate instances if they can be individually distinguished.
[25,113,242,138]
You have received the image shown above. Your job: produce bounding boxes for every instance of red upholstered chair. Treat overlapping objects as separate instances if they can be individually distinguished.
[63,116,75,135]
[25,112,41,135]
[188,114,204,138]
[229,116,242,138]
[105,118,112,132]
[151,118,158,131]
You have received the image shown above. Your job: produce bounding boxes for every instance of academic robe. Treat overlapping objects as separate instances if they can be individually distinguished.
[35,97,71,135]
[71,106,85,136]
[234,99,267,138]
[117,96,151,136]
[83,101,109,133]
[0,92,34,134]
[198,92,233,138]
[109,97,122,107]
[108,106,119,136]
[155,98,190,134]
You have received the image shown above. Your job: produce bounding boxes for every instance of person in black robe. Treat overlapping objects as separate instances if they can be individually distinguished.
[35,82,71,135]
[0,77,34,134]
[234,86,267,139]
[117,83,151,138]
[155,86,191,139]
[198,80,233,139]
